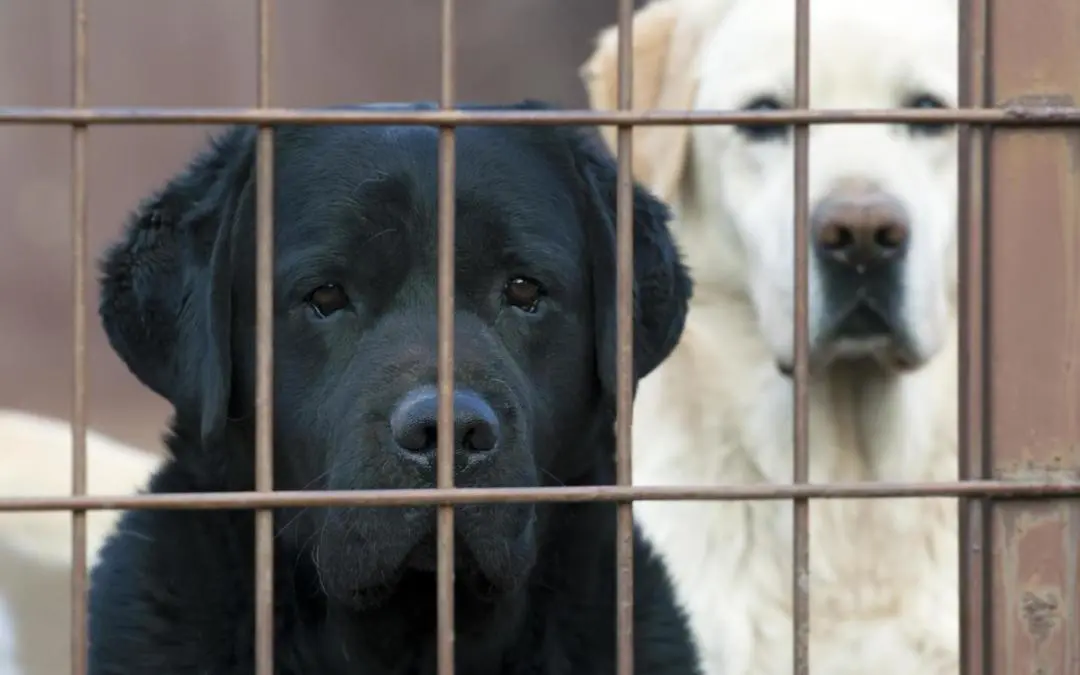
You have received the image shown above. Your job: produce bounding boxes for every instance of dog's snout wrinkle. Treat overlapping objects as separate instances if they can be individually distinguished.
[389,385,501,457]
[811,188,911,270]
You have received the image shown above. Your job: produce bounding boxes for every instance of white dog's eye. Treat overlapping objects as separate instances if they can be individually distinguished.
[905,94,949,136]
[737,96,789,142]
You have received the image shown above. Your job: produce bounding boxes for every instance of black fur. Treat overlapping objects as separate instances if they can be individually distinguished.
[90,100,698,675]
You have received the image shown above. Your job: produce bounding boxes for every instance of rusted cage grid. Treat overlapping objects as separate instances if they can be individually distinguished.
[1,0,1078,674]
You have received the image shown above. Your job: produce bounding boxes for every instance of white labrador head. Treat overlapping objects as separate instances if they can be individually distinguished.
[583,0,958,375]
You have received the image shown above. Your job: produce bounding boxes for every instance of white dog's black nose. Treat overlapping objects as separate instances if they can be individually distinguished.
[390,386,500,455]
[811,187,910,269]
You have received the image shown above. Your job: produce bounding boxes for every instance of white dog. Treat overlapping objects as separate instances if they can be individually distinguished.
[0,409,161,675]
[583,0,959,674]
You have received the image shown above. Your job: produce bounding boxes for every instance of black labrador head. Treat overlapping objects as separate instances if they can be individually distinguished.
[98,101,691,611]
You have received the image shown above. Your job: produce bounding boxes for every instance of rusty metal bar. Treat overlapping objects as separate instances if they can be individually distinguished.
[2,106,1080,127]
[253,1,275,674]
[614,1,636,674]
[956,0,991,672]
[69,1,89,674]
[436,1,457,674]
[791,0,811,672]
[6,480,1080,514]
[983,0,1080,672]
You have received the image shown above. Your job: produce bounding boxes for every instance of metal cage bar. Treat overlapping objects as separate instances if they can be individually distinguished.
[9,479,1080,515]
[614,1,637,674]
[436,1,458,673]
[956,0,990,672]
[983,0,1080,672]
[791,0,811,672]
[68,2,89,675]
[253,2,276,675]
[21,2,1080,675]
[2,106,1080,126]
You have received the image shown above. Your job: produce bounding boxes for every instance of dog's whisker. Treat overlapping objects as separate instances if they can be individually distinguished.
[540,468,567,488]
[111,527,155,544]
[274,469,335,541]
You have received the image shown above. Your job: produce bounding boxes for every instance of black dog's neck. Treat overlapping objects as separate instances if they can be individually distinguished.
[163,417,620,675]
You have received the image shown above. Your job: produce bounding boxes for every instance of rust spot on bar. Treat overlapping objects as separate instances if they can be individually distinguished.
[1000,94,1078,123]
[994,505,1079,673]
[1021,591,1059,645]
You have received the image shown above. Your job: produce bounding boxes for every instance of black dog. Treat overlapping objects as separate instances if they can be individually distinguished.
[89,101,698,675]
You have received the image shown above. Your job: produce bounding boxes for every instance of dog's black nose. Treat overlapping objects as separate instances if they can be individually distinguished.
[390,387,500,455]
[811,185,910,270]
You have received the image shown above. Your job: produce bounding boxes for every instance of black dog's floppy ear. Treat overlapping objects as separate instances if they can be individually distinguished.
[98,125,256,443]
[569,129,693,401]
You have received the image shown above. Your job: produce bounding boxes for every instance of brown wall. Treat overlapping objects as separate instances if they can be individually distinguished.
[0,0,644,453]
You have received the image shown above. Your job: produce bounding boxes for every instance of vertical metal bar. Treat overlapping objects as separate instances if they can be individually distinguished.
[69,1,89,674]
[791,0,811,673]
[956,0,990,672]
[614,1,636,675]
[436,1,457,674]
[983,0,1080,671]
[254,1,275,675]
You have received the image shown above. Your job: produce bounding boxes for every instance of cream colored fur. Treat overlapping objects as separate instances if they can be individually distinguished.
[583,1,960,674]
[0,409,161,675]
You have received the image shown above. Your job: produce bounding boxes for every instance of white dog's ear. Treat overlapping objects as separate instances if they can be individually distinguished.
[580,0,730,202]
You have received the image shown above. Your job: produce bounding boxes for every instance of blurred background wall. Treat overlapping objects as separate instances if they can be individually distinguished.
[0,0,647,454]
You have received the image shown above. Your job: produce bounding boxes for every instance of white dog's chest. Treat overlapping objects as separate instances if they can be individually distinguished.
[633,467,959,675]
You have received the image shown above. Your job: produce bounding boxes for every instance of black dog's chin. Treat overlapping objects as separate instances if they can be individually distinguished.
[314,505,427,611]
[314,504,539,612]
[456,504,538,598]
[401,523,537,604]
[334,571,406,612]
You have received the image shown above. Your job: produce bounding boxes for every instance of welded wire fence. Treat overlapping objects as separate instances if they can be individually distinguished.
[2,0,1079,674]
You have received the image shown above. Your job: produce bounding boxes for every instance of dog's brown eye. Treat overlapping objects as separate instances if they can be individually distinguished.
[738,96,789,142]
[906,93,948,136]
[306,284,349,318]
[503,277,544,313]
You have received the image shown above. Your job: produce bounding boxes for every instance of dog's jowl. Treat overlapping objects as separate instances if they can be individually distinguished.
[88,101,699,675]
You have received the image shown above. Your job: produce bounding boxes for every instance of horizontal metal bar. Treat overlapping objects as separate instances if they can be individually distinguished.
[1,106,1079,127]
[2,480,1080,512]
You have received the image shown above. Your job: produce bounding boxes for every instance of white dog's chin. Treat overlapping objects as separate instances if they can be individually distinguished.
[772,317,944,379]
[776,339,926,378]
